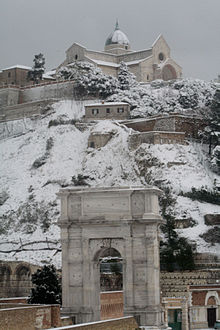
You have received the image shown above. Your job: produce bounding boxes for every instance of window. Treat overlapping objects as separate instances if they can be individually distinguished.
[90,141,95,148]
[158,52,165,61]
[8,72,11,78]
[117,108,124,113]
[75,54,78,60]
[106,108,110,114]
[147,74,149,80]
[92,109,99,115]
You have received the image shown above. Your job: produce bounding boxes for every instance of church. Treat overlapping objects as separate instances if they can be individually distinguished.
[60,21,182,82]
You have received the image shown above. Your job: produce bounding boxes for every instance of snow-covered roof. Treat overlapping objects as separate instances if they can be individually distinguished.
[85,102,129,107]
[87,57,149,68]
[88,58,119,68]
[2,65,31,71]
[43,70,56,80]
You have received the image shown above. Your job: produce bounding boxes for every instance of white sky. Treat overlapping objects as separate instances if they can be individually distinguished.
[0,0,219,81]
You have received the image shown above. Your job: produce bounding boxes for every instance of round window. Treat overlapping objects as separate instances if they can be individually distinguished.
[158,53,165,61]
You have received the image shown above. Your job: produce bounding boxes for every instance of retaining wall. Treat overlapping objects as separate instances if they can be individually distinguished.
[48,316,138,330]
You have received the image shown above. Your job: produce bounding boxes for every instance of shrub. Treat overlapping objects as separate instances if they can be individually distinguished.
[200,226,220,244]
[71,174,90,186]
[48,118,76,128]
[180,186,220,205]
[28,265,61,304]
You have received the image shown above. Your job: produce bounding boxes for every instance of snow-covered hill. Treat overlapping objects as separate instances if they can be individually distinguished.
[0,79,220,268]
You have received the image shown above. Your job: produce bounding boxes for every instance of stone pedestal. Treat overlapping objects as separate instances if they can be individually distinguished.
[57,186,165,328]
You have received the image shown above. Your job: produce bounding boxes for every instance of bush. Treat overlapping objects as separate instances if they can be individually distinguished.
[180,186,220,205]
[200,226,220,244]
[28,265,61,304]
[71,174,90,186]
[32,137,54,169]
[48,118,76,128]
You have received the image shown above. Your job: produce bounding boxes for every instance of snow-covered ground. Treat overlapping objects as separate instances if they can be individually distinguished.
[0,98,219,268]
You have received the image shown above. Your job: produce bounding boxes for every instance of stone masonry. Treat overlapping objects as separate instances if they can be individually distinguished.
[57,186,165,328]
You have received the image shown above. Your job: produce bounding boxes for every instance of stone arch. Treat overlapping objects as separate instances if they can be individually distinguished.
[205,291,220,306]
[58,186,163,327]
[15,263,32,296]
[162,64,177,81]
[94,246,122,262]
[15,264,31,279]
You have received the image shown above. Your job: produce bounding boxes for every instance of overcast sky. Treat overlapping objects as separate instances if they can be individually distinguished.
[0,0,219,81]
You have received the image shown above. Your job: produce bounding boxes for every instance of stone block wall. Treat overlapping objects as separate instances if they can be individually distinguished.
[0,261,40,298]
[161,270,220,298]
[0,87,20,107]
[20,81,76,103]
[174,116,206,138]
[0,99,55,122]
[124,115,206,138]
[88,133,112,148]
[204,214,220,226]
[129,131,186,149]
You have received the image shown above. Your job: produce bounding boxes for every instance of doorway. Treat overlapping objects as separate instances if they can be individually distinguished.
[207,308,216,328]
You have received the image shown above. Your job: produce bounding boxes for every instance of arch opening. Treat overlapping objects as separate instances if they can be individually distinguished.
[162,64,177,81]
[99,248,123,292]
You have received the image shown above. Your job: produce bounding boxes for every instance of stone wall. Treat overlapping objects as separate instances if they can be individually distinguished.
[20,81,76,103]
[0,261,40,298]
[124,115,206,138]
[88,133,112,148]
[161,270,220,298]
[52,316,138,330]
[0,87,20,107]
[0,99,55,122]
[129,131,186,149]
[0,304,61,330]
[204,214,220,226]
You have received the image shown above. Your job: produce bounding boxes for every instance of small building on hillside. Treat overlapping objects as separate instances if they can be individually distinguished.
[85,102,130,121]
[0,65,55,87]
[0,65,32,87]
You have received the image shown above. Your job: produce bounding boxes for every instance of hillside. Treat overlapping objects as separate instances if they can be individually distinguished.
[0,74,220,268]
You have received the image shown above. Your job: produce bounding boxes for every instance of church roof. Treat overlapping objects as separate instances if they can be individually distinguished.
[105,20,130,47]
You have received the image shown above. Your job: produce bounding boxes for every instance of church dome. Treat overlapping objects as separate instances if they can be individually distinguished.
[105,21,130,47]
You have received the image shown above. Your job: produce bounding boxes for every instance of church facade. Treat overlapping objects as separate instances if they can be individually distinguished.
[60,21,182,82]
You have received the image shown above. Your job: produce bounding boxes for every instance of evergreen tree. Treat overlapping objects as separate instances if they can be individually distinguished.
[160,215,196,271]
[117,61,137,90]
[28,265,61,304]
[28,53,45,84]
[159,188,196,271]
[210,88,220,172]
